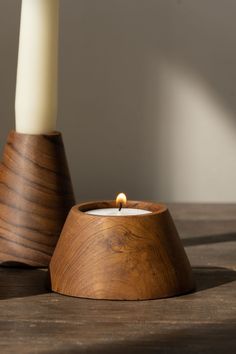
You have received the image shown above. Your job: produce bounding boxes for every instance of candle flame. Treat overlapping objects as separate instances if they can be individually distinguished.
[116,193,127,209]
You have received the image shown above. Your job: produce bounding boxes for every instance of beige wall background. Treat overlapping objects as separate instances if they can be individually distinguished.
[0,0,236,203]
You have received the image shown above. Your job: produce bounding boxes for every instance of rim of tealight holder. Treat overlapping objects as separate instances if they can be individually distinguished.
[76,200,167,217]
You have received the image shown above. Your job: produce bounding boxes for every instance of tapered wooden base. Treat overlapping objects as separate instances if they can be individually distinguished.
[50,201,195,300]
[0,131,75,267]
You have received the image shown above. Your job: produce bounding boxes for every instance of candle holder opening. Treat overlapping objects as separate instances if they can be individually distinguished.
[77,200,166,214]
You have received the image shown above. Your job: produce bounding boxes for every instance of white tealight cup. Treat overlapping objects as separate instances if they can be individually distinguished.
[85,208,152,216]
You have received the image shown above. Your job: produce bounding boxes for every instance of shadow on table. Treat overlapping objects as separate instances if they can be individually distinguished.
[0,268,49,300]
[192,266,236,292]
[183,232,236,247]
[41,320,236,354]
[0,267,236,300]
[1,265,236,300]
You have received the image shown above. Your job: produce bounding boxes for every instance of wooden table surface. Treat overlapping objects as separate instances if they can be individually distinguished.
[0,204,235,353]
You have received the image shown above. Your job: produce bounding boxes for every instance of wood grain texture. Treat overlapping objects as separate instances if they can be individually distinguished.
[0,130,75,267]
[50,201,195,300]
[0,204,236,354]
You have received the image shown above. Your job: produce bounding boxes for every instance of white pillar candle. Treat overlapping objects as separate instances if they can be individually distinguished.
[86,208,152,216]
[15,0,59,134]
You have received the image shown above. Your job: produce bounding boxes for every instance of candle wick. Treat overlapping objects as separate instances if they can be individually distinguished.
[119,203,122,211]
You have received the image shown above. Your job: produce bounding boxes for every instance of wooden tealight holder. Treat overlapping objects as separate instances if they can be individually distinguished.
[0,131,75,267]
[50,201,195,300]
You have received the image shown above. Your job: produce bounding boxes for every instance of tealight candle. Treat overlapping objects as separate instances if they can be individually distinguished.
[85,193,152,216]
[86,208,151,216]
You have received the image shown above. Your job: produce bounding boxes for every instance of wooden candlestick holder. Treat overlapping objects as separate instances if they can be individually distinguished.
[0,130,75,267]
[50,201,195,300]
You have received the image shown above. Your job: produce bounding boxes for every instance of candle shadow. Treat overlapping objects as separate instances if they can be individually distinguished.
[182,232,236,247]
[0,267,49,300]
[192,266,236,292]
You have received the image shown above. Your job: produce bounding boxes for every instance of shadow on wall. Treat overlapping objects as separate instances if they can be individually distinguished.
[59,0,236,202]
[1,0,236,202]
